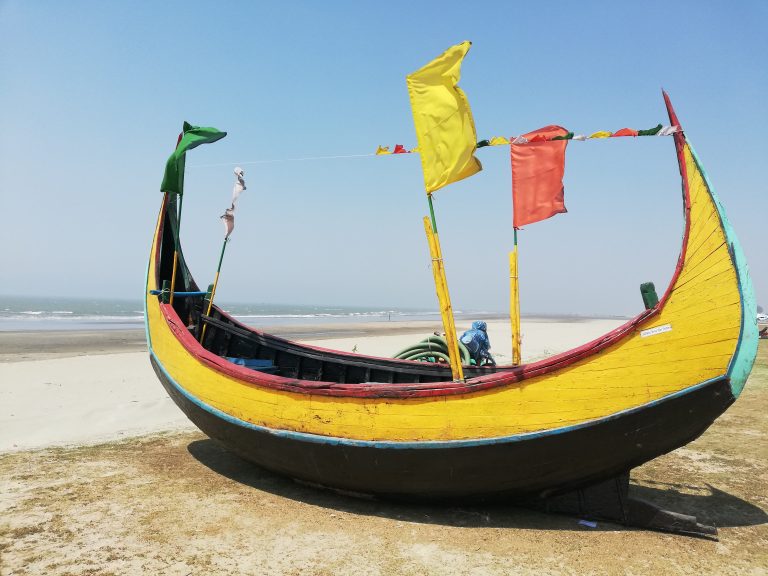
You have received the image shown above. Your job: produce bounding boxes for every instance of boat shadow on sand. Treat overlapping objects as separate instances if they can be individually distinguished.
[187,439,767,534]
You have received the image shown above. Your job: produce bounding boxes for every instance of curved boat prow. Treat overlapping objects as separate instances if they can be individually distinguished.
[144,93,757,525]
[663,91,758,397]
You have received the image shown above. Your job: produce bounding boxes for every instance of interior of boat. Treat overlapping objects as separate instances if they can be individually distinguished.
[157,198,500,385]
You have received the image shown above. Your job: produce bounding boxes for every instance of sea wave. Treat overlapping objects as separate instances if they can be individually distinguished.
[230,311,441,319]
[0,296,463,331]
[0,314,145,322]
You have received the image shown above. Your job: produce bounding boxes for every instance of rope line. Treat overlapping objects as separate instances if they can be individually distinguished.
[188,125,679,168]
[189,153,376,168]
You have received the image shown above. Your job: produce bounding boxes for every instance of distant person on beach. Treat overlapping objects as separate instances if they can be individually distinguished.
[460,321,495,365]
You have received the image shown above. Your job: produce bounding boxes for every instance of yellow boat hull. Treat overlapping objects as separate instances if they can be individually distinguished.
[145,95,757,500]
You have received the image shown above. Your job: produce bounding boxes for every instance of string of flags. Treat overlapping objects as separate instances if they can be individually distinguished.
[376,124,680,155]
[376,144,416,155]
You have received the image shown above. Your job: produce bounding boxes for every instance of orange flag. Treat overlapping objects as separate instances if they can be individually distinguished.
[511,125,569,229]
[612,127,639,137]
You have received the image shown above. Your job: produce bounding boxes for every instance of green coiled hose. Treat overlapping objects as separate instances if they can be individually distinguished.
[393,335,471,365]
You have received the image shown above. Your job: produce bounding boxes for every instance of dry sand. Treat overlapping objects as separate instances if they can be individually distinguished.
[1,323,766,575]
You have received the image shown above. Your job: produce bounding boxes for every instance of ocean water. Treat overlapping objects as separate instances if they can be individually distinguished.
[0,296,455,332]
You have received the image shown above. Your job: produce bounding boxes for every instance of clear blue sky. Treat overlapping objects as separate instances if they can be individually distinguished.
[1,1,765,316]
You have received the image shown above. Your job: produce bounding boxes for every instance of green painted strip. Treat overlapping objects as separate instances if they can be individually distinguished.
[688,142,758,397]
[144,248,152,350]
[143,207,157,351]
[427,194,438,233]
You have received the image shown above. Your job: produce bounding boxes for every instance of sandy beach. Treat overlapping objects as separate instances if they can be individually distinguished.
[0,317,624,453]
[1,320,766,574]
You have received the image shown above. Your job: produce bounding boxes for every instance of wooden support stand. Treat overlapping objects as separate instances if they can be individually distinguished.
[527,472,718,539]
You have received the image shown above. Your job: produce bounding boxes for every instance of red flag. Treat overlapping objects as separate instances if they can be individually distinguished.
[511,125,569,229]
[526,132,550,143]
[393,144,409,154]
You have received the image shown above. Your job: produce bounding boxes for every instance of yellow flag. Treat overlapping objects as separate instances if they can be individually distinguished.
[589,130,613,139]
[376,145,391,155]
[489,136,509,146]
[406,41,482,194]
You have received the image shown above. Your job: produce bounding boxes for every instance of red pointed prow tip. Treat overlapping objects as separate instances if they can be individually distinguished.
[661,89,682,131]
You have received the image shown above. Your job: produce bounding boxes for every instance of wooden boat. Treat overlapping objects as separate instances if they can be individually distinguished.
[146,95,757,535]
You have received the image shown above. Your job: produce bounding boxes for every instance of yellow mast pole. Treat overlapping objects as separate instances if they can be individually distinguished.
[425,195,464,381]
[509,228,521,365]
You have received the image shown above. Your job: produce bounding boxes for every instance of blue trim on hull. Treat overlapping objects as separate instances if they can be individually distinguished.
[687,143,757,397]
[144,232,153,350]
[150,349,729,451]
